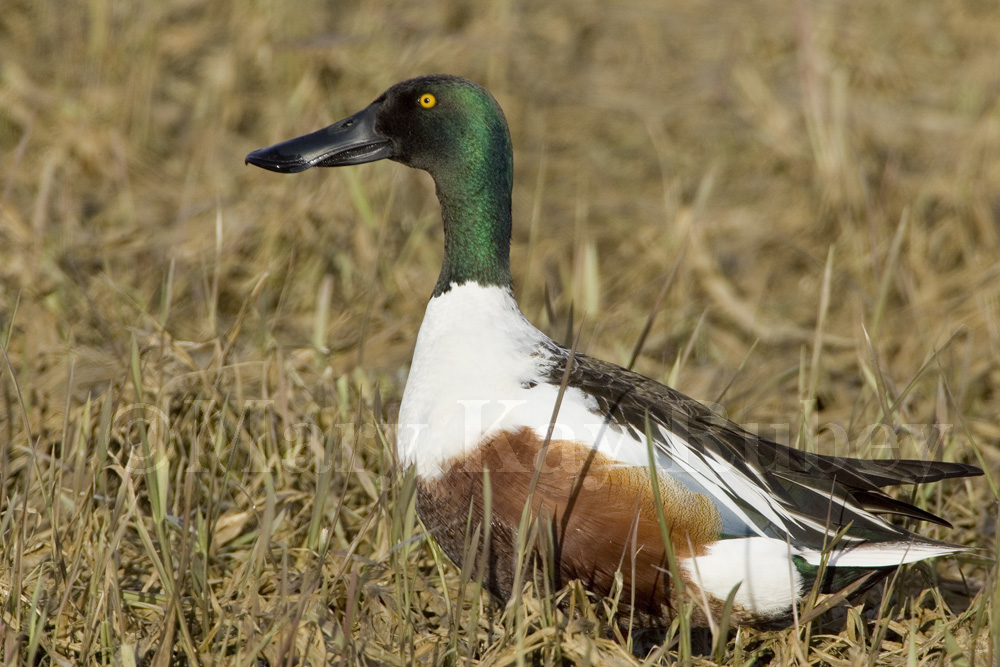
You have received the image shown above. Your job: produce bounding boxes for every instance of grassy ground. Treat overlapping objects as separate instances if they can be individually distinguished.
[1,0,998,664]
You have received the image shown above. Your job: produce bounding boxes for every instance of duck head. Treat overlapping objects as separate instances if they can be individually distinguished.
[246,75,516,294]
[246,74,512,182]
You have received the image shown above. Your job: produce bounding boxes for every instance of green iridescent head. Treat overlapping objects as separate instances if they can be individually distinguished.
[247,75,515,294]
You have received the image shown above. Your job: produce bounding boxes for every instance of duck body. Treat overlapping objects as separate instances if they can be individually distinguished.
[247,75,982,627]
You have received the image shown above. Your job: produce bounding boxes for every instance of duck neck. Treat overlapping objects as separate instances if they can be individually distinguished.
[430,138,514,297]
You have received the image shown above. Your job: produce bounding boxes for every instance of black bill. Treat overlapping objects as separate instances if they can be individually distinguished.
[245,103,391,173]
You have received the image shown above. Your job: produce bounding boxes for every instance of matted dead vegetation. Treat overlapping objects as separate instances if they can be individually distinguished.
[0,0,997,664]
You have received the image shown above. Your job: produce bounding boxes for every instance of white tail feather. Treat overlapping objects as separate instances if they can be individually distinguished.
[803,540,965,567]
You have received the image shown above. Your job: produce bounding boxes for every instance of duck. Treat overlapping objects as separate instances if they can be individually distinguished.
[246,74,982,628]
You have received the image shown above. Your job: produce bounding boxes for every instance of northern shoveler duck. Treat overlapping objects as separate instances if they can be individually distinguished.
[246,75,982,627]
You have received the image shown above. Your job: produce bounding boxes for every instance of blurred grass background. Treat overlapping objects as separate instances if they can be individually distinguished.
[1,0,998,664]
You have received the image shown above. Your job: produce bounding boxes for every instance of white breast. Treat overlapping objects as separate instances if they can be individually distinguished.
[397,283,547,477]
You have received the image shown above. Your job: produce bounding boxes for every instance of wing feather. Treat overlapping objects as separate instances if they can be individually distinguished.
[547,349,981,551]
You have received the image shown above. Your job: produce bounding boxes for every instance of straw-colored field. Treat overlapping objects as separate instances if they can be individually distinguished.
[1,0,998,664]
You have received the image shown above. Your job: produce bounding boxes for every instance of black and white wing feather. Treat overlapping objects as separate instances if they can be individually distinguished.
[549,349,980,560]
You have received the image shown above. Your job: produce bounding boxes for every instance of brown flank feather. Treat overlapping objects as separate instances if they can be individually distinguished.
[416,426,774,626]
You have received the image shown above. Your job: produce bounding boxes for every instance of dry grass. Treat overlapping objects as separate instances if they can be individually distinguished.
[1,0,998,664]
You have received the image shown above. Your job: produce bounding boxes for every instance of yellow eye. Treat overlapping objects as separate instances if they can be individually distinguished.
[418,93,436,108]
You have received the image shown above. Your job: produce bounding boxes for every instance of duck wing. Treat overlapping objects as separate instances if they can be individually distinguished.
[550,350,981,552]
